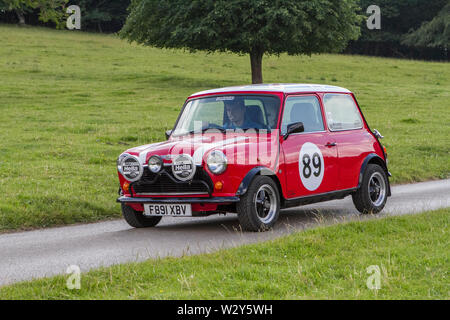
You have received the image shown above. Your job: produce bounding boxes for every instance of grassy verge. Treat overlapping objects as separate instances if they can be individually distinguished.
[0,209,448,299]
[0,25,449,231]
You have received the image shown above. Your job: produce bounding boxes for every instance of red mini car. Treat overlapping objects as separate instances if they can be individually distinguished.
[117,84,390,231]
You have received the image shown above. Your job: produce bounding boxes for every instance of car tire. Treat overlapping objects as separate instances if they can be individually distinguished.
[121,203,162,228]
[352,164,388,214]
[237,176,280,232]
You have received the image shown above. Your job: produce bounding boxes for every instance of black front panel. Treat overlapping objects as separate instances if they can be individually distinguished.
[130,166,213,196]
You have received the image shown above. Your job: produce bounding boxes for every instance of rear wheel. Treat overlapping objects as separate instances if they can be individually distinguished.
[237,176,280,232]
[352,164,388,214]
[121,203,162,228]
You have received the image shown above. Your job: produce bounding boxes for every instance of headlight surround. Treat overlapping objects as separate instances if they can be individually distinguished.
[207,150,227,175]
[148,155,163,173]
[117,154,143,182]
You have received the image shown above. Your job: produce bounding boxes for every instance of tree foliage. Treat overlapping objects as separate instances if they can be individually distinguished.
[0,0,67,27]
[358,0,448,42]
[402,2,449,48]
[74,0,130,32]
[343,0,449,59]
[120,0,362,83]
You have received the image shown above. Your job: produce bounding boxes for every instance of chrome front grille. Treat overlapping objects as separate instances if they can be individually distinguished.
[130,166,212,196]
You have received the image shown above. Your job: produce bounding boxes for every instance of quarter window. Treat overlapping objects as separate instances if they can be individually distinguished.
[323,94,363,131]
[281,96,324,134]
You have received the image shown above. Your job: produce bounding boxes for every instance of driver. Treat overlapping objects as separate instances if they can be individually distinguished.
[223,98,264,130]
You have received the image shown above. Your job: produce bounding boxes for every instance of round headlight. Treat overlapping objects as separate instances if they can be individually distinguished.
[148,155,163,173]
[117,154,143,182]
[207,150,227,175]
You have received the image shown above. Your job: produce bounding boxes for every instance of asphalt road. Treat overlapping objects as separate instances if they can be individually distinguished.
[0,179,449,287]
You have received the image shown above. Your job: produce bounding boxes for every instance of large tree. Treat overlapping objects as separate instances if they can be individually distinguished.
[120,0,362,84]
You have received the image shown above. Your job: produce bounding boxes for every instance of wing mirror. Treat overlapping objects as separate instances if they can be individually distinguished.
[284,122,304,140]
[165,130,172,140]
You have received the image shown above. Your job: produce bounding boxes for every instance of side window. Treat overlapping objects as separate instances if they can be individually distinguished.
[323,94,363,131]
[281,96,324,134]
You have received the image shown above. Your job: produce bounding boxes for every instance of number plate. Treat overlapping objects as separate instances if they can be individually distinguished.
[143,204,192,217]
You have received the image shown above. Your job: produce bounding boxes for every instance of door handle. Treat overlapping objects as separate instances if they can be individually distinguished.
[325,142,337,147]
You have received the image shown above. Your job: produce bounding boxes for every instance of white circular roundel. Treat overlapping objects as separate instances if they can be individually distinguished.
[299,142,324,191]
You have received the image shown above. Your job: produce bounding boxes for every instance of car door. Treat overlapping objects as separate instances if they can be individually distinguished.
[322,93,374,191]
[280,94,338,199]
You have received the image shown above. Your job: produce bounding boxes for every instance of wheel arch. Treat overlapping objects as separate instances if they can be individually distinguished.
[358,153,391,196]
[236,167,284,203]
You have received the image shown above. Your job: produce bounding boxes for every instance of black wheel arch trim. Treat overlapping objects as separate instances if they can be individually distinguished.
[358,153,391,196]
[236,166,278,196]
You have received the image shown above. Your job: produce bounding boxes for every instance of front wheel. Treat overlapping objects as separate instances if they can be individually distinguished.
[237,176,280,232]
[121,203,162,228]
[352,164,388,214]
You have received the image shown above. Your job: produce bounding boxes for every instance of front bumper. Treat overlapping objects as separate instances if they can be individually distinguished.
[117,196,240,204]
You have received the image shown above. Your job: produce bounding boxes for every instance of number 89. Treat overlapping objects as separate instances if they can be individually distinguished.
[302,153,321,179]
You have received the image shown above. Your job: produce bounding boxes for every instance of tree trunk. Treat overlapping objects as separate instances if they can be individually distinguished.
[250,49,263,84]
[15,10,25,25]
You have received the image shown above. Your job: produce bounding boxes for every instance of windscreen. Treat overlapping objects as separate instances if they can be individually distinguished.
[173,95,281,136]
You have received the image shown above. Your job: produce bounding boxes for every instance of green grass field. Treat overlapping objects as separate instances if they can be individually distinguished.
[1,209,448,299]
[0,25,449,231]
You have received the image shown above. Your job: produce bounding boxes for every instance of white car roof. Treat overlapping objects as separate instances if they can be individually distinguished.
[190,83,352,97]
